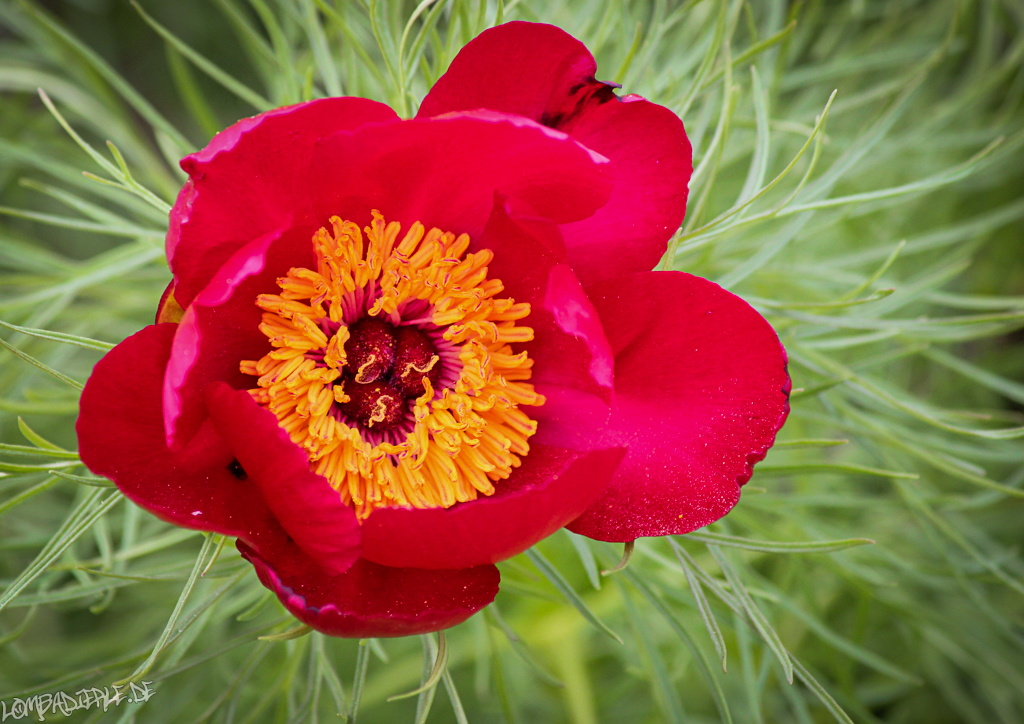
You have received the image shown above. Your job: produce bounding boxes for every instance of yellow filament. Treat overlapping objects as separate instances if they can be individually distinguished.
[401,355,439,379]
[367,395,396,427]
[240,211,543,520]
[354,355,378,383]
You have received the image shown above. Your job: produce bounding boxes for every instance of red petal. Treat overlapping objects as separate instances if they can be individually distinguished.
[418,22,691,286]
[306,110,613,241]
[206,383,361,576]
[168,98,398,308]
[476,199,613,402]
[163,225,314,449]
[77,324,276,539]
[239,536,498,638]
[567,271,790,541]
[475,200,615,450]
[360,444,625,570]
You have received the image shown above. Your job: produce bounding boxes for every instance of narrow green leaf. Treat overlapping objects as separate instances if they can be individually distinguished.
[675,546,728,671]
[613,21,644,84]
[388,631,447,703]
[738,65,771,204]
[259,623,314,642]
[485,605,564,688]
[18,417,69,450]
[0,488,121,612]
[348,639,371,723]
[707,545,794,684]
[754,462,918,479]
[564,529,601,590]
[131,0,272,111]
[0,205,163,240]
[699,19,798,91]
[618,580,686,724]
[524,548,623,644]
[925,347,1024,405]
[0,442,78,459]
[668,540,743,615]
[0,459,75,474]
[441,668,469,724]
[0,477,59,518]
[625,569,734,724]
[600,540,635,576]
[413,633,441,724]
[19,178,137,227]
[368,637,389,663]
[313,634,347,720]
[299,0,342,97]
[120,533,218,682]
[74,567,184,583]
[0,335,84,390]
[47,470,113,489]
[773,438,849,448]
[0,606,37,647]
[790,657,855,724]
[685,531,875,554]
[165,44,220,138]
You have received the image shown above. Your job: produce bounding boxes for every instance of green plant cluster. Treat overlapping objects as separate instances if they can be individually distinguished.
[0,0,1022,722]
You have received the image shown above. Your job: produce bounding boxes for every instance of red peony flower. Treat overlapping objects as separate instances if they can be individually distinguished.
[77,22,789,638]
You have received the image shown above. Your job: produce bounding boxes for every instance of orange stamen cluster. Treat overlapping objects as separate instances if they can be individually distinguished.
[240,211,544,520]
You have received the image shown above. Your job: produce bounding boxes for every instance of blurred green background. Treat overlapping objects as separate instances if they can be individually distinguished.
[1,0,1023,722]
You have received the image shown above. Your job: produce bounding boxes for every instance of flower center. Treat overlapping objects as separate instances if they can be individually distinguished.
[331,319,442,430]
[240,211,544,520]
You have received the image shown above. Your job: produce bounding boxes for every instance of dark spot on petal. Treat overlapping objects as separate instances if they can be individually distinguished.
[228,459,248,480]
[540,111,566,128]
[540,79,620,130]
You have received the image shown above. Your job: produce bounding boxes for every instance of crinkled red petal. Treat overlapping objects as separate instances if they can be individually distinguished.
[474,199,615,449]
[163,225,305,449]
[361,443,625,570]
[238,534,498,638]
[567,271,790,541]
[168,97,398,308]
[76,324,276,539]
[306,110,613,241]
[205,383,361,576]
[418,21,691,287]
[476,198,613,400]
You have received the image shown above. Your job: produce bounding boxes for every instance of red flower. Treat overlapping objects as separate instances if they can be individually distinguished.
[77,22,789,638]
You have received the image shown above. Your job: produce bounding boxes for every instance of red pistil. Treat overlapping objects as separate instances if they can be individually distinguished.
[344,318,396,383]
[338,379,406,428]
[393,327,442,398]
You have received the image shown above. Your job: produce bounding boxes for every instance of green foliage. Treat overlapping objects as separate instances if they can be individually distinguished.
[1,0,1022,722]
